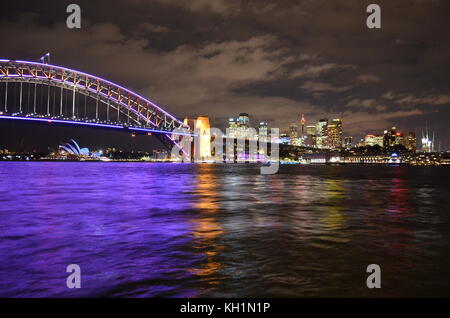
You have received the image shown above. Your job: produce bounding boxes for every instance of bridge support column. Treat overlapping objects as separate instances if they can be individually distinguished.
[47,85,50,115]
[60,87,63,116]
[33,83,37,114]
[19,83,23,113]
[72,86,76,118]
[4,82,7,112]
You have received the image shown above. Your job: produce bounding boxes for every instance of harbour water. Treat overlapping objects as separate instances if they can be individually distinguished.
[0,162,449,297]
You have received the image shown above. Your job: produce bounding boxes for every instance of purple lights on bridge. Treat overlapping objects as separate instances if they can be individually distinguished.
[0,59,197,153]
[0,59,184,126]
[0,115,196,137]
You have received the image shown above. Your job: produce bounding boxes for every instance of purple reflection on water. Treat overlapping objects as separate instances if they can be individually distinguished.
[0,162,209,297]
[1,163,450,297]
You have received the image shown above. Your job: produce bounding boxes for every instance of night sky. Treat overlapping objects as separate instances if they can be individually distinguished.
[0,0,449,152]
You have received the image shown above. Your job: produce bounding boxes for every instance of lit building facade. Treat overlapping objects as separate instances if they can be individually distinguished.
[196,116,211,161]
[228,113,255,140]
[279,133,290,144]
[395,132,404,147]
[383,127,397,148]
[327,118,343,149]
[300,114,306,136]
[305,125,316,147]
[306,125,316,136]
[184,116,211,161]
[258,121,268,143]
[344,136,353,149]
[315,119,328,149]
[405,132,417,152]
[289,123,300,146]
[237,113,250,128]
[364,134,384,147]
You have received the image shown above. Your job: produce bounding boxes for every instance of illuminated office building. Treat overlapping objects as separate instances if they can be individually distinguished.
[258,121,268,143]
[228,114,253,139]
[364,134,384,147]
[304,125,316,147]
[327,118,343,149]
[405,132,417,152]
[237,113,250,128]
[383,127,397,148]
[395,132,404,147]
[228,118,239,138]
[300,114,306,136]
[306,125,316,136]
[344,136,353,149]
[289,123,300,145]
[316,119,328,149]
[279,133,290,145]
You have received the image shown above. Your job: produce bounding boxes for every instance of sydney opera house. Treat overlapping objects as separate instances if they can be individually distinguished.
[58,139,90,157]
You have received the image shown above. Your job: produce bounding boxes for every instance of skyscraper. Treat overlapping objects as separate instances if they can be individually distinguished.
[344,136,353,149]
[394,132,404,147]
[327,118,343,149]
[300,114,306,136]
[237,113,250,128]
[228,118,239,138]
[305,125,316,148]
[228,113,254,140]
[405,132,417,152]
[306,125,316,136]
[258,121,268,143]
[383,127,397,148]
[289,123,299,145]
[316,119,328,149]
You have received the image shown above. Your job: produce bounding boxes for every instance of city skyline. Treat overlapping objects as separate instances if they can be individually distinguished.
[224,112,425,152]
[0,104,445,152]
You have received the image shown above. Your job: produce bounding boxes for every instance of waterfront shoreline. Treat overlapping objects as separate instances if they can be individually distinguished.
[0,159,448,166]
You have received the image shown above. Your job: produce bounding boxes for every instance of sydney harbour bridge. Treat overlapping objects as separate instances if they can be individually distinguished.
[0,59,195,152]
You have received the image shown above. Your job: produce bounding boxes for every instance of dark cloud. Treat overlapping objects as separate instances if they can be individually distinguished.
[0,0,449,151]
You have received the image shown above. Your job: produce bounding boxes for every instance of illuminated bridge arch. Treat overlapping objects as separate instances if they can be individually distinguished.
[0,59,192,149]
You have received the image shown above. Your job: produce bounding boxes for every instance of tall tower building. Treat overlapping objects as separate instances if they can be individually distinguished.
[258,121,268,143]
[344,136,353,149]
[305,124,316,147]
[406,132,417,152]
[306,125,316,136]
[394,132,404,146]
[228,118,239,138]
[327,118,343,149]
[300,114,306,136]
[383,126,397,148]
[316,119,328,149]
[289,123,299,145]
[237,113,250,128]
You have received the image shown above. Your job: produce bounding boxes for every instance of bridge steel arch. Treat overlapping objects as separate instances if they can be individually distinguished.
[0,59,192,150]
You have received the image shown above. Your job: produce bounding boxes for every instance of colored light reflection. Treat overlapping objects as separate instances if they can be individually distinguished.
[189,165,224,284]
